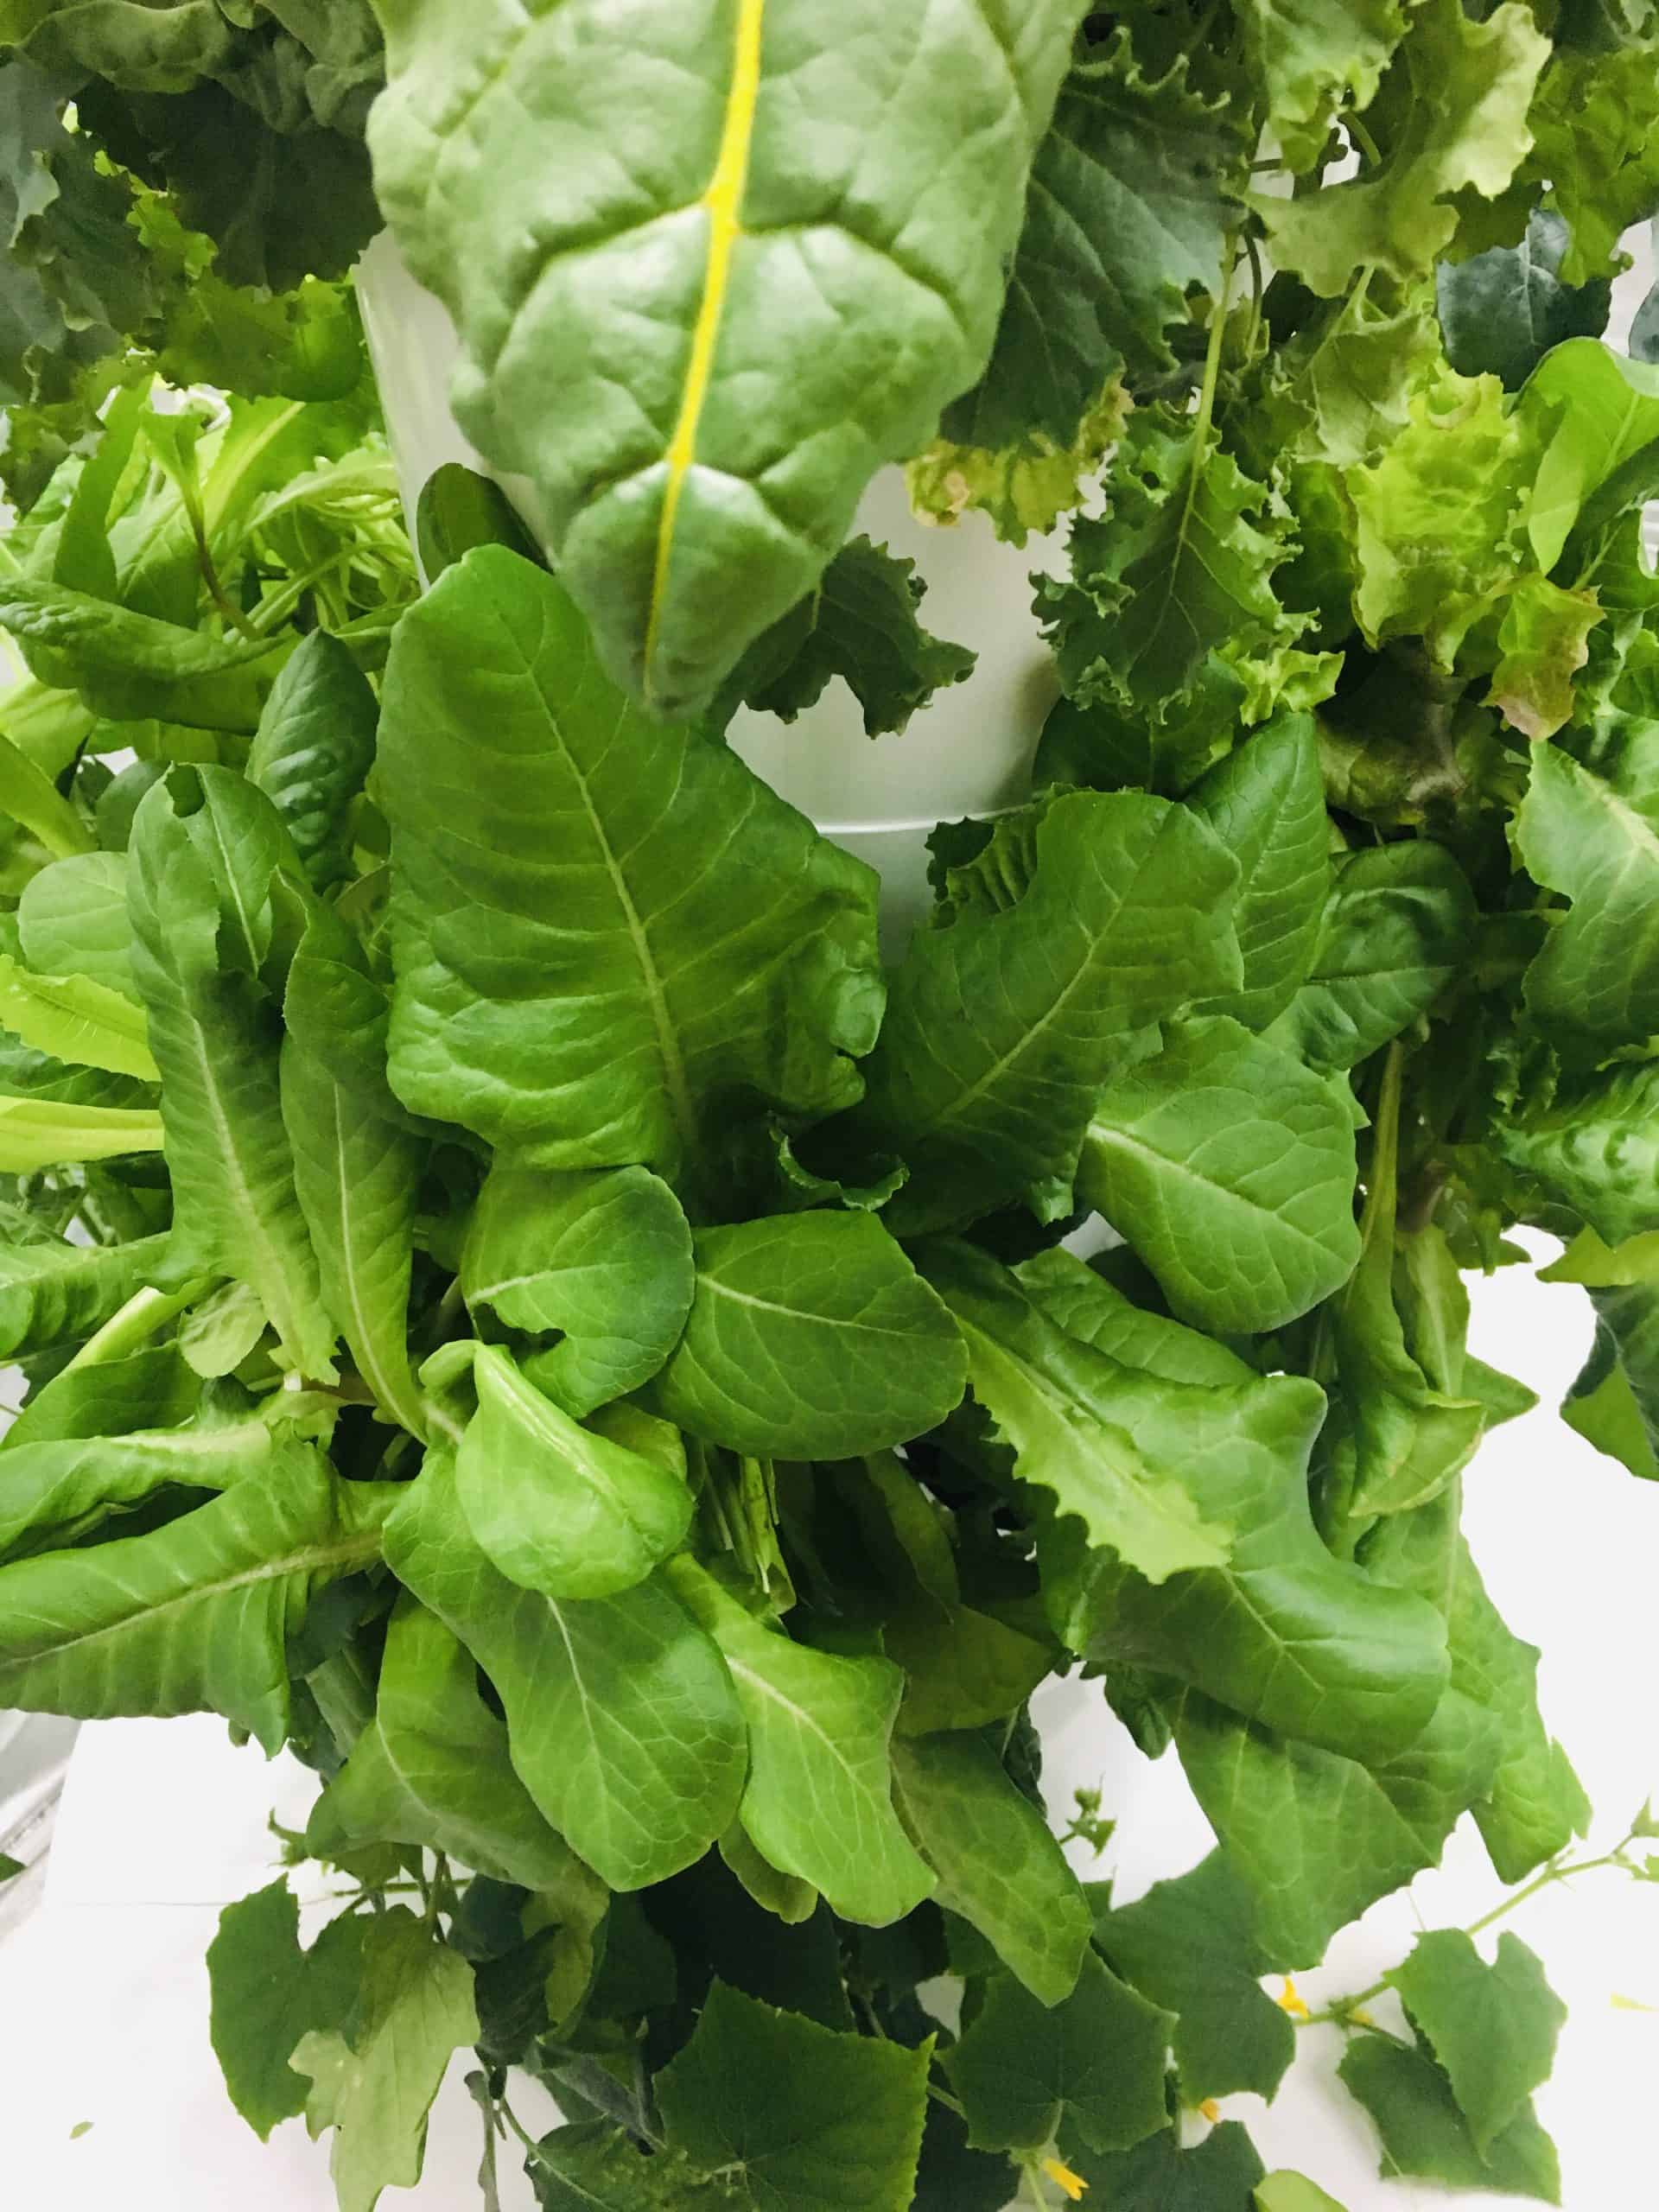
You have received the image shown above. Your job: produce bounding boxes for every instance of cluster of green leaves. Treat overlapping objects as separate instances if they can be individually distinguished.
[1,3,1658,2209]
[0,7,385,501]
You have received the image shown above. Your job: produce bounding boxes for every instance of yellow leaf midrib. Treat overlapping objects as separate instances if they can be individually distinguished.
[644,0,768,699]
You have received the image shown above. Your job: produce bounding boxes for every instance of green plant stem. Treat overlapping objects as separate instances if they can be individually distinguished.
[1347,114,1382,168]
[926,2081,968,2120]
[57,1277,212,1376]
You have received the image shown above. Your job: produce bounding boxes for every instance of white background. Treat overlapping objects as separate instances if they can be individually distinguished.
[2,1243,1656,2210]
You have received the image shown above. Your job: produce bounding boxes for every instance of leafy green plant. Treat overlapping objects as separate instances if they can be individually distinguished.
[2,4,1658,2209]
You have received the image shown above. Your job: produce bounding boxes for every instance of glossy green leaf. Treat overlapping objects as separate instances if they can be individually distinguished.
[17,851,137,1000]
[178,1281,267,1379]
[0,952,155,1079]
[0,1229,169,1356]
[129,766,338,1378]
[655,1980,931,2212]
[292,1909,480,2212]
[0,1092,163,1168]
[1515,742,1659,1052]
[1188,715,1330,1032]
[1271,842,1476,1071]
[378,550,883,1191]
[1519,339,1659,570]
[923,1238,1234,1583]
[414,462,543,583]
[668,1557,932,1929]
[854,789,1240,1234]
[308,1595,605,1897]
[1388,1929,1566,2155]
[247,630,378,891]
[461,1163,695,1421]
[208,1880,367,2143]
[1064,2120,1266,2209]
[1338,2034,1561,2202]
[1167,1685,1503,1965]
[652,1213,965,1460]
[384,1450,745,1891]
[458,1344,692,1601]
[3,1342,196,1452]
[368,1,1083,715]
[0,572,281,731]
[948,1952,1173,2155]
[1077,1017,1362,1335]
[888,1730,1090,2006]
[1096,1852,1296,2105]
[0,1446,393,1751]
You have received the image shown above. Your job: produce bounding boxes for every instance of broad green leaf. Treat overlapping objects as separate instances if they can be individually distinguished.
[1096,1853,1296,2104]
[1519,339,1659,570]
[1077,1017,1362,1335]
[384,1450,744,1890]
[886,1603,1052,1738]
[0,573,282,731]
[292,1909,480,2212]
[942,29,1238,444]
[461,1162,695,1421]
[1495,1065,1659,1246]
[0,952,155,1079]
[1033,1256,1447,1758]
[1541,1225,1659,1287]
[922,1238,1233,1583]
[3,1342,196,1453]
[1240,0,1408,171]
[1063,2121,1267,2209]
[911,2103,1021,2212]
[1515,742,1659,1052]
[1522,41,1659,286]
[668,1556,932,1929]
[378,551,884,1192]
[853,789,1241,1234]
[247,630,378,890]
[0,1228,169,1356]
[1347,368,1535,664]
[308,1594,605,1897]
[280,893,424,1433]
[718,537,974,739]
[1388,1929,1566,2155]
[1037,408,1303,715]
[179,1279,268,1379]
[1485,575,1603,742]
[1255,2178,1348,2212]
[0,1093,163,1169]
[1363,1483,1592,1883]
[1338,2035,1561,2202]
[888,1730,1090,2006]
[718,1823,818,1928]
[947,1952,1172,2155]
[0,1446,393,1751]
[1014,1245,1251,1389]
[1562,1287,1659,1481]
[652,1213,965,1460]
[530,2126,731,2210]
[129,766,338,1377]
[1270,842,1476,1071]
[1188,715,1330,1032]
[207,1880,368,2143]
[1252,0,1548,296]
[415,462,544,583]
[655,1980,932,2212]
[17,851,137,999]
[1033,657,1243,801]
[368,1,1083,715]
[0,1410,301,1560]
[1436,211,1611,395]
[0,728,95,858]
[458,1344,692,1601]
[1167,1685,1503,1965]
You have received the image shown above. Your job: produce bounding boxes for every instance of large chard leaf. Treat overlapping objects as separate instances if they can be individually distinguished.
[308,1595,606,1898]
[384,1450,745,1891]
[128,766,338,1378]
[0,1446,393,1752]
[456,1344,693,1601]
[378,550,884,1192]
[852,789,1239,1235]
[1077,1017,1362,1335]
[921,1240,1234,1584]
[461,1161,695,1420]
[652,1213,966,1459]
[1026,1252,1447,1759]
[667,1558,934,1929]
[888,1730,1091,2008]
[367,0,1085,716]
